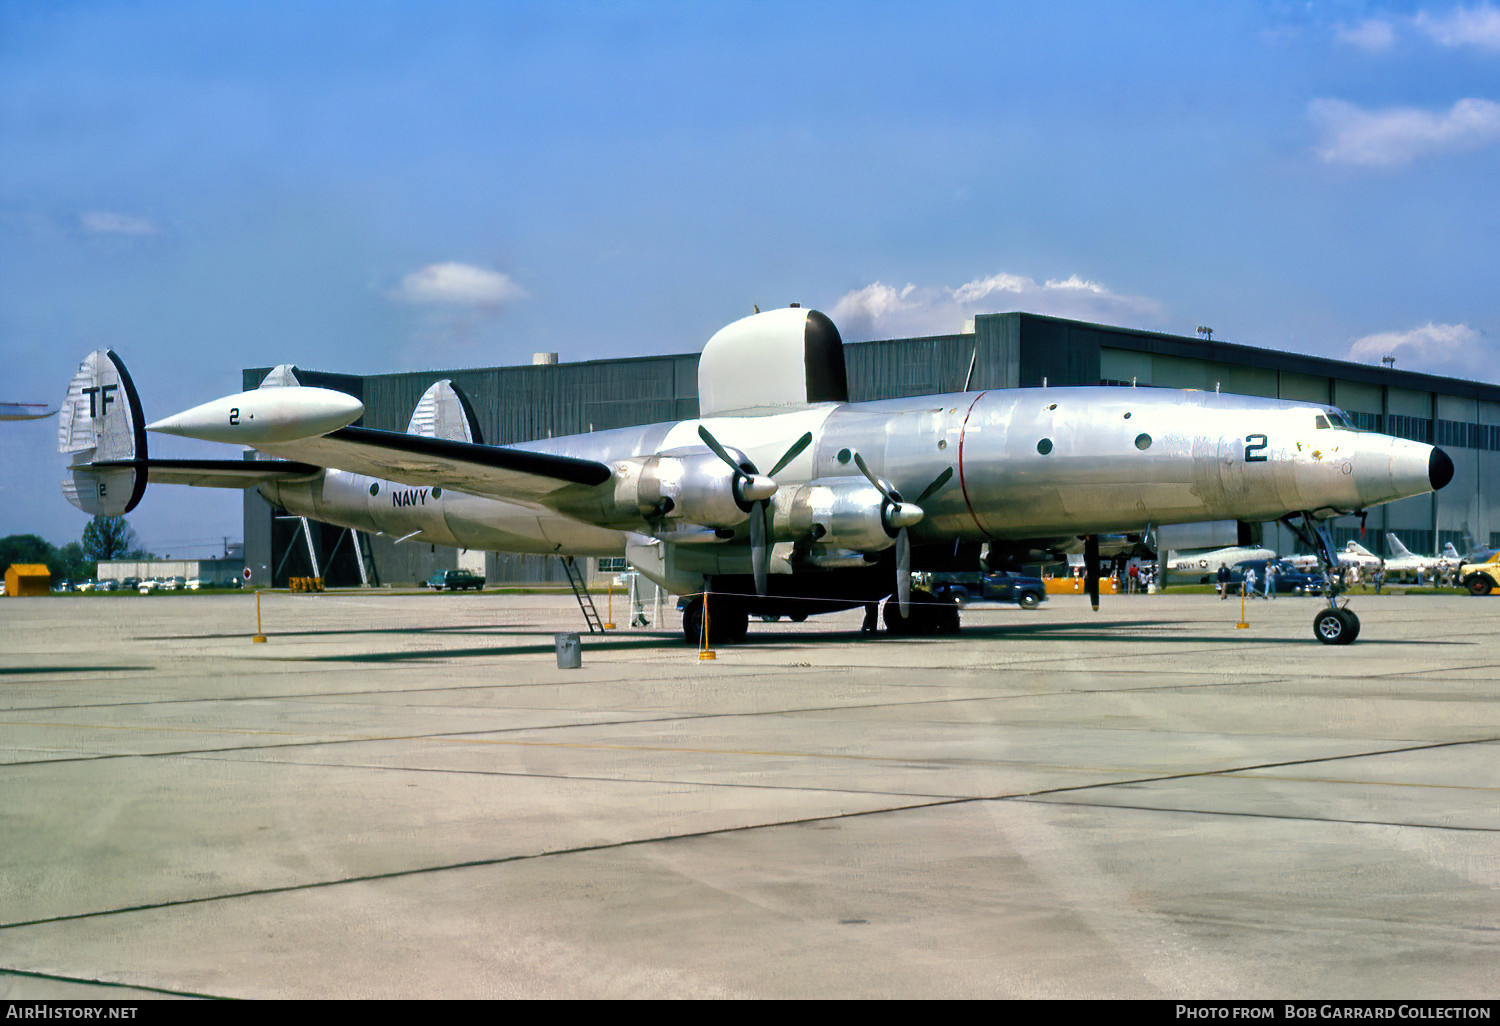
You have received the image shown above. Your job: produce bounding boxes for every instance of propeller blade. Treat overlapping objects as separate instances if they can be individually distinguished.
[1085,533,1101,612]
[768,432,813,477]
[696,424,748,473]
[897,527,911,617]
[914,467,953,505]
[851,451,895,502]
[750,501,769,596]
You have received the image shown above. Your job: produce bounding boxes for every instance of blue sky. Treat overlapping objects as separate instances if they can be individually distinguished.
[4,0,1499,556]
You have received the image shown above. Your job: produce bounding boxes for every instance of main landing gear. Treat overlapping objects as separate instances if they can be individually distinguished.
[1283,512,1360,646]
[882,588,960,636]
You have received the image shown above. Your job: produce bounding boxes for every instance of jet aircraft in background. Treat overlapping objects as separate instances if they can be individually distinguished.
[57,306,1453,645]
[1162,545,1277,583]
[1285,540,1386,575]
[1382,534,1461,581]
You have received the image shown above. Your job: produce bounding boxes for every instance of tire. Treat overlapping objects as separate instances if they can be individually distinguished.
[1018,592,1041,610]
[1466,575,1494,596]
[1314,607,1358,646]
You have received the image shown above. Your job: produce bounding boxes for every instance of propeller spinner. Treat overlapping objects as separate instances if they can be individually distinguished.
[697,426,812,596]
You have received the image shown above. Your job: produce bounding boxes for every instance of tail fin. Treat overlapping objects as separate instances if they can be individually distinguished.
[405,380,483,443]
[1385,533,1414,560]
[58,350,148,515]
[1443,542,1460,559]
[1347,541,1376,557]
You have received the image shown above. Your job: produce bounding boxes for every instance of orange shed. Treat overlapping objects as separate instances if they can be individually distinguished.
[4,564,51,597]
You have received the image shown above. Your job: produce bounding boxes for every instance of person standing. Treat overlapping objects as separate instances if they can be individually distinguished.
[1217,563,1230,600]
[1244,566,1258,599]
[1264,563,1276,600]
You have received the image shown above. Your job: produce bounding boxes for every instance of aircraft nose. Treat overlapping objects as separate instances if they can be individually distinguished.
[1429,447,1454,491]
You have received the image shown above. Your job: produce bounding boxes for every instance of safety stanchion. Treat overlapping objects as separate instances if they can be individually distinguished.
[699,591,716,660]
[253,590,267,643]
[604,578,616,630]
[1236,587,1249,629]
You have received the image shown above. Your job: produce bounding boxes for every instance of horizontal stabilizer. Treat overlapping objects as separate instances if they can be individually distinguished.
[87,458,323,489]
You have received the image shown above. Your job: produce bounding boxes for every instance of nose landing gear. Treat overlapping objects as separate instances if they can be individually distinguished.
[1283,512,1360,645]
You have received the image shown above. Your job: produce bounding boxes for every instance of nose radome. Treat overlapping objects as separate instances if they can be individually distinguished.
[1429,447,1454,491]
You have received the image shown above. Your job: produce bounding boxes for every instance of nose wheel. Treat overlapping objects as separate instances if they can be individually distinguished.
[1283,511,1366,646]
[1314,606,1360,645]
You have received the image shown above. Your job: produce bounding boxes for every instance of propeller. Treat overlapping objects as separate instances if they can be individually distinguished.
[1084,533,1101,611]
[698,426,813,596]
[849,452,947,617]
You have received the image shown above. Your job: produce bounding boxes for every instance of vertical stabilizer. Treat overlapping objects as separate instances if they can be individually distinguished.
[405,380,484,443]
[58,350,148,515]
[1385,533,1415,560]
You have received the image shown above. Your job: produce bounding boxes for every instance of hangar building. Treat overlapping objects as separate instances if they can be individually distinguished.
[244,312,1500,588]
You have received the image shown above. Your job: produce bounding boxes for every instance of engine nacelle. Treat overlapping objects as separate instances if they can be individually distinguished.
[782,477,893,553]
[620,450,751,529]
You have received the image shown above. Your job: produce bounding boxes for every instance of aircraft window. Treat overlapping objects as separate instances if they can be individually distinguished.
[1036,438,1053,455]
[1135,433,1152,450]
[369,483,380,496]
[1315,415,1331,430]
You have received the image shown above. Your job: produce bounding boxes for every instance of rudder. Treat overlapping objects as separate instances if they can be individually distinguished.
[58,350,148,515]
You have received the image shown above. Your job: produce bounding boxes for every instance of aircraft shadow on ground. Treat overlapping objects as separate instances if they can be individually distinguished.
[248,619,1466,664]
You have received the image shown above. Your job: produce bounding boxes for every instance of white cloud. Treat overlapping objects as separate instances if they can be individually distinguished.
[1335,18,1397,51]
[830,272,1163,341]
[1414,4,1500,51]
[78,211,161,236]
[1348,322,1489,378]
[1309,97,1500,165]
[392,262,525,307]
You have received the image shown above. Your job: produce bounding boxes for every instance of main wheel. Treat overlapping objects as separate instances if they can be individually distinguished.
[1018,592,1041,610]
[1466,575,1494,596]
[1313,607,1359,645]
[884,588,945,635]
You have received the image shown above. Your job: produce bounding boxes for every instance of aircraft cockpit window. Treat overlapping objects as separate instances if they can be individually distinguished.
[1315,414,1332,430]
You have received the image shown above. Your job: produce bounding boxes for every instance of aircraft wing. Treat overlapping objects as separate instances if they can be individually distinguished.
[255,426,613,504]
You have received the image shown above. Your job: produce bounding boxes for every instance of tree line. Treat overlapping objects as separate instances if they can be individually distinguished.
[0,516,146,584]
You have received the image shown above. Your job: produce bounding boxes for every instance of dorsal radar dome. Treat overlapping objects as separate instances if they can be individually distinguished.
[697,307,849,417]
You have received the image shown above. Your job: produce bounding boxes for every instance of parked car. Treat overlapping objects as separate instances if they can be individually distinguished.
[99,579,118,592]
[1459,557,1500,596]
[121,577,141,589]
[138,579,160,594]
[927,570,1047,609]
[1226,559,1323,595]
[423,569,486,591]
[185,578,205,591]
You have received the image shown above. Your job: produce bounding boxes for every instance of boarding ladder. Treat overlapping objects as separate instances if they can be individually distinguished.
[560,556,604,634]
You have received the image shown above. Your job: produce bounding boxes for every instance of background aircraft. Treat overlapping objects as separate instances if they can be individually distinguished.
[1383,534,1461,580]
[58,307,1452,645]
[1163,545,1277,584]
[2,403,57,421]
[1286,540,1385,575]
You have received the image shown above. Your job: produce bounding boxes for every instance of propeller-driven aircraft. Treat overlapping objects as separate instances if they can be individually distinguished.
[57,306,1454,645]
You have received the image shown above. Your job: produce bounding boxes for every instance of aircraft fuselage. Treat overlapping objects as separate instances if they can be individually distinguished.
[259,385,1444,569]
